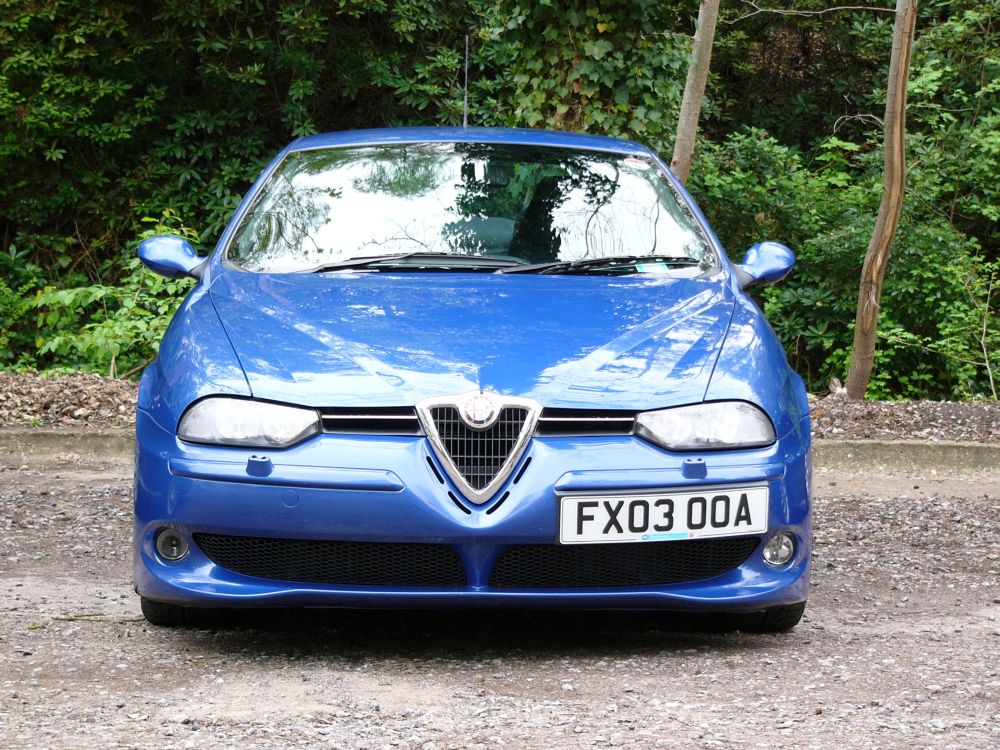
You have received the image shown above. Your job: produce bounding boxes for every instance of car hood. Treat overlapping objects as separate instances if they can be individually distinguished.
[209,271,735,410]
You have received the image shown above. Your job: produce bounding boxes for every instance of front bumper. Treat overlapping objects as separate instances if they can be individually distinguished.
[134,409,811,611]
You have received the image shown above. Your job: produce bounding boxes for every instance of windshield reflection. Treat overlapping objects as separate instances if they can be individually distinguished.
[228,143,715,273]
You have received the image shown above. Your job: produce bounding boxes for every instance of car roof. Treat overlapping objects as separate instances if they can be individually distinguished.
[289,127,653,156]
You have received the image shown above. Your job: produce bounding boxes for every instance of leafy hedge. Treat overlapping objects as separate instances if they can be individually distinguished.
[0,0,996,397]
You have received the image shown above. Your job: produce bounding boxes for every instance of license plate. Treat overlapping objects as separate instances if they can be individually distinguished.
[558,486,768,544]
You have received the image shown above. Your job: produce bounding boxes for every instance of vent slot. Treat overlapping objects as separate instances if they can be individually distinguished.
[485,491,510,515]
[512,457,531,484]
[426,456,445,484]
[447,491,472,515]
[321,407,421,435]
[535,408,636,436]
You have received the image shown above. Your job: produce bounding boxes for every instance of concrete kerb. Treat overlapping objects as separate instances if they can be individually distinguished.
[0,428,134,462]
[1,428,997,475]
[814,439,999,476]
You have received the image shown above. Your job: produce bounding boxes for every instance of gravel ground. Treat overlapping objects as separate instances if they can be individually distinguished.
[1,373,998,747]
[0,432,998,749]
[2,371,1000,442]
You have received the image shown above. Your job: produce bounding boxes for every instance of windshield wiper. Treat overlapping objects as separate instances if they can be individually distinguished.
[307,252,527,273]
[498,255,705,275]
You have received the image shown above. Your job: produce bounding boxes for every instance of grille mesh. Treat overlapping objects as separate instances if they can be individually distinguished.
[194,534,466,587]
[489,537,760,588]
[430,406,528,490]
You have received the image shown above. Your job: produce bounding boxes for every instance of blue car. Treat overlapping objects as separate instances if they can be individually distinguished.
[135,127,811,631]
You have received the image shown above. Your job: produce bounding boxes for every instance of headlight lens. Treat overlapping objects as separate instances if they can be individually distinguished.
[635,401,775,451]
[178,398,320,448]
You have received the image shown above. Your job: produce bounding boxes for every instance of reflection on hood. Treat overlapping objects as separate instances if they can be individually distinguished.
[210,271,734,411]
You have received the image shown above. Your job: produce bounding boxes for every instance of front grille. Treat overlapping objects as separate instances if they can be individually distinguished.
[430,406,528,491]
[194,534,466,587]
[489,537,760,588]
[535,408,636,436]
[321,407,421,435]
[318,406,636,438]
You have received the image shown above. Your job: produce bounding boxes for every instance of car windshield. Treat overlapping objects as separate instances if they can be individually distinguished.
[226,142,717,274]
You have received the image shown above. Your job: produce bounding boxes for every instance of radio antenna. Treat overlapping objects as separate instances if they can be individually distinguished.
[463,33,470,128]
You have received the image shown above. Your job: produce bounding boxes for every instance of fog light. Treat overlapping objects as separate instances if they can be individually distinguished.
[763,532,795,566]
[155,528,189,561]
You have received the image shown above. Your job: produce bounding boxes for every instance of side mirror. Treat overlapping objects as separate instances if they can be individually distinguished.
[735,241,795,289]
[138,235,206,279]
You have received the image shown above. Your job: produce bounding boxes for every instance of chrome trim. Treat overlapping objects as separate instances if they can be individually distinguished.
[323,413,417,419]
[416,390,542,505]
[537,416,635,427]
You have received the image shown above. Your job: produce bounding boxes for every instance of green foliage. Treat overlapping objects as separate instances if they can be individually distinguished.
[0,0,996,397]
[480,0,689,148]
[29,212,197,376]
[0,0,490,266]
[711,0,895,147]
[903,0,1000,253]
[0,1,165,274]
[689,128,998,399]
[0,245,44,366]
[31,259,194,376]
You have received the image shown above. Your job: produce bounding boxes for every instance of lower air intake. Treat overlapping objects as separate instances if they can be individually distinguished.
[489,537,760,588]
[194,534,466,587]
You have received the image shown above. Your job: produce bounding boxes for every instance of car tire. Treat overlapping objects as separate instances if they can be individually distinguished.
[140,597,226,628]
[726,601,806,633]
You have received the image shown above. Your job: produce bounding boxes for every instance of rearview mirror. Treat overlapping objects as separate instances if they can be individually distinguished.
[138,235,205,279]
[735,242,795,289]
[139,234,207,279]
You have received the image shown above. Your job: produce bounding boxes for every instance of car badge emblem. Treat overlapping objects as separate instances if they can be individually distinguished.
[461,392,499,428]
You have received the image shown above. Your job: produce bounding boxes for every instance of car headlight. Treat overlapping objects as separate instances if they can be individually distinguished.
[177,397,320,448]
[635,401,776,451]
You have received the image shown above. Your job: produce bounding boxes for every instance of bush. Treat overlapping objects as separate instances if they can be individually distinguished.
[689,128,998,399]
[0,246,45,367]
[0,0,995,398]
[28,213,197,376]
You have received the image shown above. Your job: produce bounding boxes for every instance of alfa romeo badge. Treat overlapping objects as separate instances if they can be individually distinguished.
[461,392,499,428]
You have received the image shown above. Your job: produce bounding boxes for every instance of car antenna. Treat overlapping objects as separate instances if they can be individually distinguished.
[463,33,469,128]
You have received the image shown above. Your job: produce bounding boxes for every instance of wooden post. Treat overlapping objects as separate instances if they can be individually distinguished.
[844,0,919,399]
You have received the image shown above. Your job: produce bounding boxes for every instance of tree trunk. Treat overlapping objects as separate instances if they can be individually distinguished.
[844,0,919,399]
[670,0,721,185]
